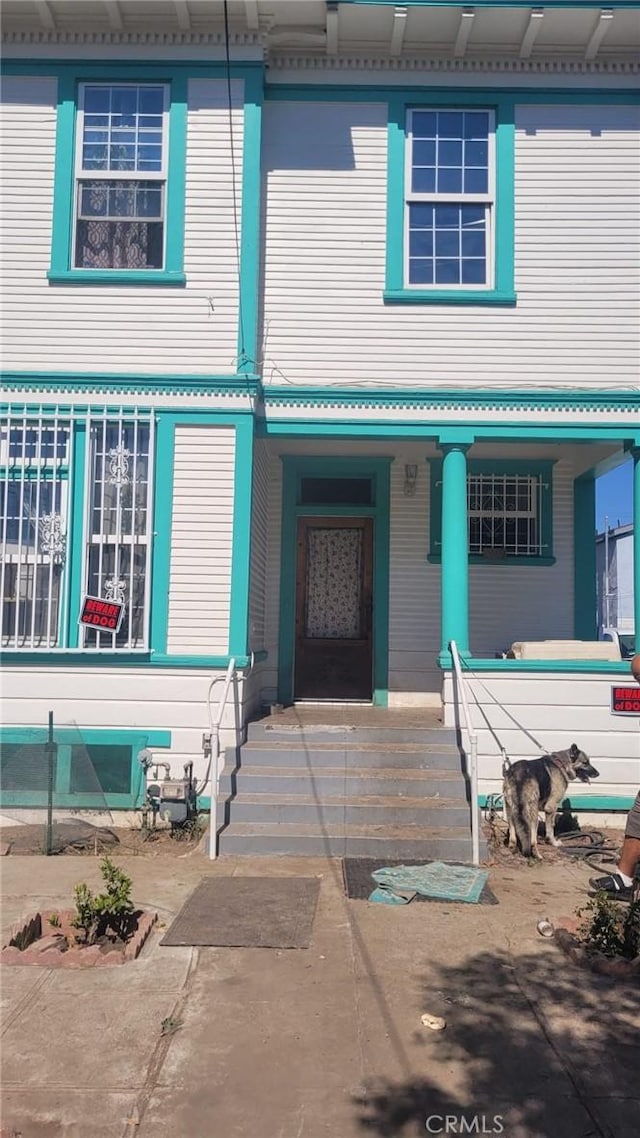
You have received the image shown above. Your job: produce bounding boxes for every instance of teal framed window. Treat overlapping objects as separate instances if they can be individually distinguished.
[1,407,155,651]
[429,459,555,564]
[48,69,187,285]
[385,95,516,306]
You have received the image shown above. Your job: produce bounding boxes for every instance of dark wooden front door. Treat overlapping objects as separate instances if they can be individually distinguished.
[294,517,373,701]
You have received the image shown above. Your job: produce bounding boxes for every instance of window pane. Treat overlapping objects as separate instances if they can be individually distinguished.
[439,140,463,166]
[409,230,433,257]
[461,260,486,284]
[435,260,460,284]
[408,260,434,285]
[464,112,489,139]
[75,219,163,269]
[437,168,462,193]
[412,111,437,138]
[412,168,436,194]
[438,112,463,138]
[463,168,488,194]
[299,478,373,506]
[80,84,166,175]
[413,140,436,165]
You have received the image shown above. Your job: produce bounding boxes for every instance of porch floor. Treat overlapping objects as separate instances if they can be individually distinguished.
[251,704,444,729]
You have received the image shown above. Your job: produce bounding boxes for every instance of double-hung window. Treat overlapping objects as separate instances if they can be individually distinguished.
[384,98,515,305]
[407,108,493,289]
[48,71,187,284]
[1,409,155,651]
[74,83,168,271]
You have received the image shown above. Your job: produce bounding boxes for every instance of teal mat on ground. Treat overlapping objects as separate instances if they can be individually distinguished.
[369,862,489,905]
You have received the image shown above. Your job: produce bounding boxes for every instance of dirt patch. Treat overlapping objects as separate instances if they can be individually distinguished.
[0,820,206,858]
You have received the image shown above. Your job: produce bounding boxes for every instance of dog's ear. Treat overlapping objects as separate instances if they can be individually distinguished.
[570,743,579,759]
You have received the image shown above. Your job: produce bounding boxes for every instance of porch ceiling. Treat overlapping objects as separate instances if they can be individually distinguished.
[2,1,639,63]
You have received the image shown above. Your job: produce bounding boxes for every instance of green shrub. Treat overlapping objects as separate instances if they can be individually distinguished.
[577,891,640,960]
[72,856,134,945]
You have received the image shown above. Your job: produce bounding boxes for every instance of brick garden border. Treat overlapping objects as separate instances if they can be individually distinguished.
[553,924,640,980]
[1,908,157,968]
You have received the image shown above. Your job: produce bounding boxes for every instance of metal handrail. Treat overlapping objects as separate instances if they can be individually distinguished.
[449,640,480,867]
[207,657,237,860]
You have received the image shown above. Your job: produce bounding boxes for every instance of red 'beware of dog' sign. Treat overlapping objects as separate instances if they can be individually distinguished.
[79,595,124,633]
[611,686,640,715]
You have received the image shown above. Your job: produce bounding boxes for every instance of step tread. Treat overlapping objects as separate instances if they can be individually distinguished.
[240,740,458,753]
[218,822,471,839]
[223,765,461,779]
[218,793,465,808]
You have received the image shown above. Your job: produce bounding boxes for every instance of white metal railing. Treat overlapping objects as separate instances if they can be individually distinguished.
[449,640,480,867]
[206,657,238,860]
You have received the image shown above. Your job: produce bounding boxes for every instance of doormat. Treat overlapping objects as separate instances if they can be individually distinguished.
[342,859,498,906]
[160,876,321,948]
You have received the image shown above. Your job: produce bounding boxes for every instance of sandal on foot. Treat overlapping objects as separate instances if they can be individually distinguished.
[588,873,632,901]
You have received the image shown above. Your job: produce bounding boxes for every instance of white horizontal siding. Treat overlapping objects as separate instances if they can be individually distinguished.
[443,672,640,800]
[261,100,640,388]
[2,665,250,781]
[1,76,244,374]
[167,425,235,655]
[0,76,57,311]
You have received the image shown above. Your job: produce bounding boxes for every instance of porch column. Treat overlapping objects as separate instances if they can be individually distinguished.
[440,442,470,658]
[628,446,633,641]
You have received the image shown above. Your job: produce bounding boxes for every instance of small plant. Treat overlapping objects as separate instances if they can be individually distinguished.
[72,856,134,946]
[48,913,60,928]
[160,1015,183,1036]
[577,891,640,960]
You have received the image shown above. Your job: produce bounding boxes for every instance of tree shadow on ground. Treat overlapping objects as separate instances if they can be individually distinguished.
[354,946,639,1138]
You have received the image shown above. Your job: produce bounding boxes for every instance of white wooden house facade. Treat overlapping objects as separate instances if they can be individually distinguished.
[1,1,639,823]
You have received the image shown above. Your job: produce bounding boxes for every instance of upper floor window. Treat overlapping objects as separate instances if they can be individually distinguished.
[48,71,187,285]
[406,109,493,289]
[384,97,515,306]
[74,84,168,271]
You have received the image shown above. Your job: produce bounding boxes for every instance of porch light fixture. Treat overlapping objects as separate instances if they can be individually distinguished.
[404,464,418,497]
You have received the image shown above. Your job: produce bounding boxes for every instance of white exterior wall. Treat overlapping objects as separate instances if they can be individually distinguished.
[167,424,235,655]
[0,76,243,374]
[443,672,640,803]
[1,666,247,788]
[261,100,640,389]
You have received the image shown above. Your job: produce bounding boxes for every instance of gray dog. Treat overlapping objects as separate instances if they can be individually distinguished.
[503,743,600,859]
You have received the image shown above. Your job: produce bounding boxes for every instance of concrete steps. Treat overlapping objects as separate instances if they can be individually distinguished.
[216,717,485,862]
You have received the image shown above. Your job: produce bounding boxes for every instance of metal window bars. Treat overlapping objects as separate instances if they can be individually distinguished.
[1,406,154,651]
[467,473,543,557]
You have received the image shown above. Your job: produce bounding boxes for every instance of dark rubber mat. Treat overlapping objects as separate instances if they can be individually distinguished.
[160,876,321,948]
[342,858,498,905]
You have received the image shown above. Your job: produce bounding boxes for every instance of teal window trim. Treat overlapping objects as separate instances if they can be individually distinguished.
[0,726,171,810]
[229,416,255,658]
[277,456,391,706]
[429,458,555,564]
[149,417,175,655]
[385,94,516,306]
[48,69,187,285]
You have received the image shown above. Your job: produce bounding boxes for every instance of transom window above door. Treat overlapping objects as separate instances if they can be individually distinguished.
[74,83,168,271]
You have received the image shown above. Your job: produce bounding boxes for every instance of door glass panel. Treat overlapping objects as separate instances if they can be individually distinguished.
[305,527,363,639]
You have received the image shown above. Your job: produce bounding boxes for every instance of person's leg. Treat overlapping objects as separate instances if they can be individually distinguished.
[589,790,640,898]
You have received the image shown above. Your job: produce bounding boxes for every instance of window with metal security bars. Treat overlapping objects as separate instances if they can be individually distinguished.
[1,409,154,651]
[428,460,554,565]
[73,83,168,270]
[406,108,494,289]
[83,414,154,649]
[468,473,543,557]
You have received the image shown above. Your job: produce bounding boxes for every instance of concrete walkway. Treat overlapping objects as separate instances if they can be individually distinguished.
[1,848,638,1138]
